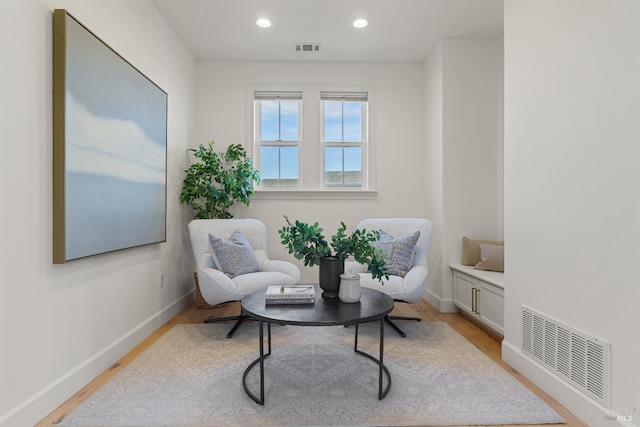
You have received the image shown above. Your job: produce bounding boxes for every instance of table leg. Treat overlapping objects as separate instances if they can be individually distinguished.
[352,318,391,400]
[354,323,359,351]
[259,320,265,405]
[267,322,271,356]
[242,321,273,405]
[379,317,384,399]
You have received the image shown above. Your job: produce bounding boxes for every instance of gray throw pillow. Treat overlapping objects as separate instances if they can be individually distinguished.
[208,230,261,278]
[374,230,421,277]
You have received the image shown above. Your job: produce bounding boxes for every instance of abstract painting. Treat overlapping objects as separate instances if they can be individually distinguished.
[53,10,167,263]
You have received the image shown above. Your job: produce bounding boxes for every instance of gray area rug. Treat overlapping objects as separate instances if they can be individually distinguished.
[61,321,565,426]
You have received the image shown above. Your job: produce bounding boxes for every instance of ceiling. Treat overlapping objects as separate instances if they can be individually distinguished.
[151,0,503,64]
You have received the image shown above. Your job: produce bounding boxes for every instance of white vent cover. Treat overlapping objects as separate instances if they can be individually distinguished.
[521,306,609,407]
[294,43,321,53]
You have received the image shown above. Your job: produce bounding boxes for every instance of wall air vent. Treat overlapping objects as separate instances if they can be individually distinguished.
[521,306,609,407]
[294,43,321,53]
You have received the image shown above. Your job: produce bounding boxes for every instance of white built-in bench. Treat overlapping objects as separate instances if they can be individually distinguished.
[450,263,505,337]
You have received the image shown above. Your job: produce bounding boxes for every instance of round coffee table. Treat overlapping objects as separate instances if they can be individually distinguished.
[241,284,394,405]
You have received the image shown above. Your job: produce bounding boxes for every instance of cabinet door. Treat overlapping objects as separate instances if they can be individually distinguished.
[453,272,476,315]
[478,283,504,336]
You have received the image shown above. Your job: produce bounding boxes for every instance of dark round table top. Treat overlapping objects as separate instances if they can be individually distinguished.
[241,284,394,326]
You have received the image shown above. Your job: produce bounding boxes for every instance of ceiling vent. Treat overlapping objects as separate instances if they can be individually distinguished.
[294,43,321,53]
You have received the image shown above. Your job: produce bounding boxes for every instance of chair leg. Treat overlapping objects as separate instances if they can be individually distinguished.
[204,314,252,339]
[384,314,421,338]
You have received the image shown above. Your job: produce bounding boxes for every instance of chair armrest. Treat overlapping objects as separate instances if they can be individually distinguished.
[399,265,428,303]
[262,260,301,282]
[358,265,428,303]
[404,264,427,284]
[196,267,237,306]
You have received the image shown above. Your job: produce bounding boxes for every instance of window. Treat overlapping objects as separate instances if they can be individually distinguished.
[254,91,302,188]
[252,88,371,192]
[321,92,367,187]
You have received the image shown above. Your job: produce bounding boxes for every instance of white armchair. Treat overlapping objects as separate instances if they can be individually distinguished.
[346,218,432,337]
[188,218,300,337]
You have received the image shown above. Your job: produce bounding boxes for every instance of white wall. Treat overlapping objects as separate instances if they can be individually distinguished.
[503,1,640,425]
[423,43,446,309]
[0,1,196,425]
[195,62,426,282]
[423,39,503,312]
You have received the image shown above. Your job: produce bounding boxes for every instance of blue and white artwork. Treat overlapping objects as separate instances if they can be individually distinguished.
[62,13,167,261]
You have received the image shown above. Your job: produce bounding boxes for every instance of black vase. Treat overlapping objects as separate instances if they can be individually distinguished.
[319,257,344,299]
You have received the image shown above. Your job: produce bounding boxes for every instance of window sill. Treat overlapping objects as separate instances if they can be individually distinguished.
[253,189,378,201]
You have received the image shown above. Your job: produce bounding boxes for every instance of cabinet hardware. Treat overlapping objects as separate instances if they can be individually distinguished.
[471,287,476,313]
[472,288,481,314]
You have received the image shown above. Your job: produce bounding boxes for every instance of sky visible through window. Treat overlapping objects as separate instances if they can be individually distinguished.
[324,101,361,142]
[258,97,364,186]
[259,99,299,182]
[260,146,298,179]
[324,100,362,181]
[260,100,298,142]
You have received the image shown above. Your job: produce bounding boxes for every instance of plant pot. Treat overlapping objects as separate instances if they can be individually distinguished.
[319,257,344,299]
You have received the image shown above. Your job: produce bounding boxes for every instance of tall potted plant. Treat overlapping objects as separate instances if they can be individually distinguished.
[278,216,388,298]
[181,141,260,308]
[180,141,260,219]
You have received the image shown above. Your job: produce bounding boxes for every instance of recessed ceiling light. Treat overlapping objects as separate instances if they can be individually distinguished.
[353,18,368,29]
[256,18,272,28]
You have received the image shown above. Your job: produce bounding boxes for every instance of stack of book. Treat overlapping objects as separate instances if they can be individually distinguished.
[265,285,316,305]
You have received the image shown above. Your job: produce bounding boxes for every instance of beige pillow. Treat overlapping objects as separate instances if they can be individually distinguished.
[474,244,504,272]
[461,237,504,266]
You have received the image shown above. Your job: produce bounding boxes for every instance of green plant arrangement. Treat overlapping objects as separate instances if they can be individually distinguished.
[278,216,389,283]
[180,141,261,219]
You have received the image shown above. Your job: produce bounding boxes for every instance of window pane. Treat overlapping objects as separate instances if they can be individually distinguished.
[324,101,342,142]
[325,147,342,172]
[344,147,362,186]
[324,147,362,187]
[260,100,279,141]
[324,147,343,185]
[344,147,362,172]
[260,146,279,179]
[259,100,299,141]
[260,146,298,188]
[343,101,362,142]
[280,147,298,179]
[280,101,299,141]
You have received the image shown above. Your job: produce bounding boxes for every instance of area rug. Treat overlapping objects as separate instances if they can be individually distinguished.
[60,321,565,426]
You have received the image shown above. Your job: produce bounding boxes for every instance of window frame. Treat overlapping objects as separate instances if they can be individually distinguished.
[320,92,368,188]
[249,85,377,196]
[253,91,303,189]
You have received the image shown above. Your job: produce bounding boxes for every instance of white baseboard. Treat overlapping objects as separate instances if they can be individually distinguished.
[423,289,456,313]
[0,291,195,427]
[502,339,634,427]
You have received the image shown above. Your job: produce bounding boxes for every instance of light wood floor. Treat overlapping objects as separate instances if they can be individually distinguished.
[38,299,587,427]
